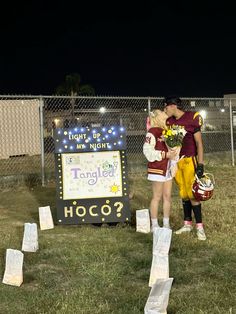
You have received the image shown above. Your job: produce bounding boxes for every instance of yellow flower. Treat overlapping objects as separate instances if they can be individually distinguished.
[161,124,187,148]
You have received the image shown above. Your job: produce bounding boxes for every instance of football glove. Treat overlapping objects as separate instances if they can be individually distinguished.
[196,163,204,178]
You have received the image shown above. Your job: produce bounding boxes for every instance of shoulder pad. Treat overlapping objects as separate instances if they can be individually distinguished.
[193,112,200,120]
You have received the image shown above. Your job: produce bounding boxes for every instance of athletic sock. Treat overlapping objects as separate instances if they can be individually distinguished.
[151,218,159,228]
[184,220,193,226]
[196,222,204,229]
[163,217,170,228]
[192,204,202,224]
[183,200,192,222]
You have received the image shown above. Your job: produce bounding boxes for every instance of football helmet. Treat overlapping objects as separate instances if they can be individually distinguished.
[192,173,214,201]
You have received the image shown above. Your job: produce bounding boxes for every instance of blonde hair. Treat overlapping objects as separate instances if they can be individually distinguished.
[149,109,166,129]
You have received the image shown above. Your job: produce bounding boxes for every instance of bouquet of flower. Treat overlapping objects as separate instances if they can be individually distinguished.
[162,125,187,148]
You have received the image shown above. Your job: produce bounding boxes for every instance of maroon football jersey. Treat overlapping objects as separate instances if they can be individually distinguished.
[166,111,203,157]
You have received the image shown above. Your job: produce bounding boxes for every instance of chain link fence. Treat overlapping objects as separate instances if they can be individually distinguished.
[0,95,235,187]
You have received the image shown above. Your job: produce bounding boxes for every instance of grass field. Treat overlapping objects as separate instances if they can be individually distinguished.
[0,162,236,313]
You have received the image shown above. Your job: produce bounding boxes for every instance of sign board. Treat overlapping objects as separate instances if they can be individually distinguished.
[54,126,130,224]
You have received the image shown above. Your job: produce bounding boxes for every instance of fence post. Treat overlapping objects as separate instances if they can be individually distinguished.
[148,97,151,115]
[39,97,46,186]
[229,99,235,166]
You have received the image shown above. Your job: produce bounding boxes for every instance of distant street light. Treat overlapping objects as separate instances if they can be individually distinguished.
[99,107,106,113]
[54,118,60,126]
[200,110,207,119]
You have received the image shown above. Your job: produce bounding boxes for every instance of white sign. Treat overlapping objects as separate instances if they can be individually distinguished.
[62,151,123,200]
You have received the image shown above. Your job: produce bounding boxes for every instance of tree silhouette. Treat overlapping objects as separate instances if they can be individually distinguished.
[55,73,95,96]
[55,73,95,121]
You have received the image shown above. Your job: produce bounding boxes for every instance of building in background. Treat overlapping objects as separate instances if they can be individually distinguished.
[0,99,41,159]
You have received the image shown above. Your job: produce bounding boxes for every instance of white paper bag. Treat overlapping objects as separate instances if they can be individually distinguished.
[136,209,150,233]
[22,223,38,252]
[149,255,169,287]
[39,206,54,230]
[153,228,172,256]
[144,278,174,314]
[149,228,172,287]
[2,249,24,287]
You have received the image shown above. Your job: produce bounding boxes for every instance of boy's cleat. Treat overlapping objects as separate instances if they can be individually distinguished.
[175,224,193,234]
[197,228,207,241]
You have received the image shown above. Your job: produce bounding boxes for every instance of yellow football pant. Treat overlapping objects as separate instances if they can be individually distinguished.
[175,156,197,200]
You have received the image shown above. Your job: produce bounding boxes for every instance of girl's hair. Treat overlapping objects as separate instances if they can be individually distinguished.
[149,109,166,128]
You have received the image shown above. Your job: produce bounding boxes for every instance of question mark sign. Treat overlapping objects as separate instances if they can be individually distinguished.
[114,202,123,217]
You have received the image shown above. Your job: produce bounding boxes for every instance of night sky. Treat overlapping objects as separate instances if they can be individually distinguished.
[1,1,236,97]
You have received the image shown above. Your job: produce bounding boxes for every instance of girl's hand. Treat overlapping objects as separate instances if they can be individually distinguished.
[167,146,181,160]
[166,150,178,160]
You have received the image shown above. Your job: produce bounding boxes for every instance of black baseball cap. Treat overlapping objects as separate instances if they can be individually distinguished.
[163,96,182,108]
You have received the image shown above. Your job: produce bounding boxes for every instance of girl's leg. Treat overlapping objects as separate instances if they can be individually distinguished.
[162,179,173,228]
[150,181,163,228]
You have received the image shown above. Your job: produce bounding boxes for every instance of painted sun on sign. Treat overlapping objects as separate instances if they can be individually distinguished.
[110,183,120,194]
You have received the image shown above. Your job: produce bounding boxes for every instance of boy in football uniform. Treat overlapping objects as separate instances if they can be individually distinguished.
[163,96,206,240]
